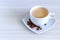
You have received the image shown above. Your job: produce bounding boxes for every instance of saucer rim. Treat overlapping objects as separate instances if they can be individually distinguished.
[22,16,55,34]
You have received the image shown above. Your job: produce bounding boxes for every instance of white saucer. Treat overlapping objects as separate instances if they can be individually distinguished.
[22,16,55,34]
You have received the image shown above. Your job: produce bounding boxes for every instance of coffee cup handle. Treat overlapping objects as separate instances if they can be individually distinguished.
[49,13,55,19]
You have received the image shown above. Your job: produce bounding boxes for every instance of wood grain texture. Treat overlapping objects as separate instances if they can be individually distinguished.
[0,0,60,40]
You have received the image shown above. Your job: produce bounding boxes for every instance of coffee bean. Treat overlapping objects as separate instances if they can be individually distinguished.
[27,19,42,30]
[44,24,46,26]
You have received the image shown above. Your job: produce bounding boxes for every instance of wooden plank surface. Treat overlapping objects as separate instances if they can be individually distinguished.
[0,0,60,40]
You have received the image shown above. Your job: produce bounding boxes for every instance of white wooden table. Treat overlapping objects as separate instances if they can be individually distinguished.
[0,0,60,40]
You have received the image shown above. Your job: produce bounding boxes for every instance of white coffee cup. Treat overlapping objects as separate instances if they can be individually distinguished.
[30,6,55,26]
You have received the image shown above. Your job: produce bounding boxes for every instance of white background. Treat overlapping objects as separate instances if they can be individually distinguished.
[0,0,60,40]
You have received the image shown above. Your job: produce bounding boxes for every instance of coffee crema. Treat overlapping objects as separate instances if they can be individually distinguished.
[32,7,48,18]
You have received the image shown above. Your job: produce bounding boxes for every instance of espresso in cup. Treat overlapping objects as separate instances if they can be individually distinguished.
[32,7,48,18]
[30,6,55,26]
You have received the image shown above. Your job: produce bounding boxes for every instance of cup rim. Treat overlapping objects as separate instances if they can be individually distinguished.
[30,6,49,19]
